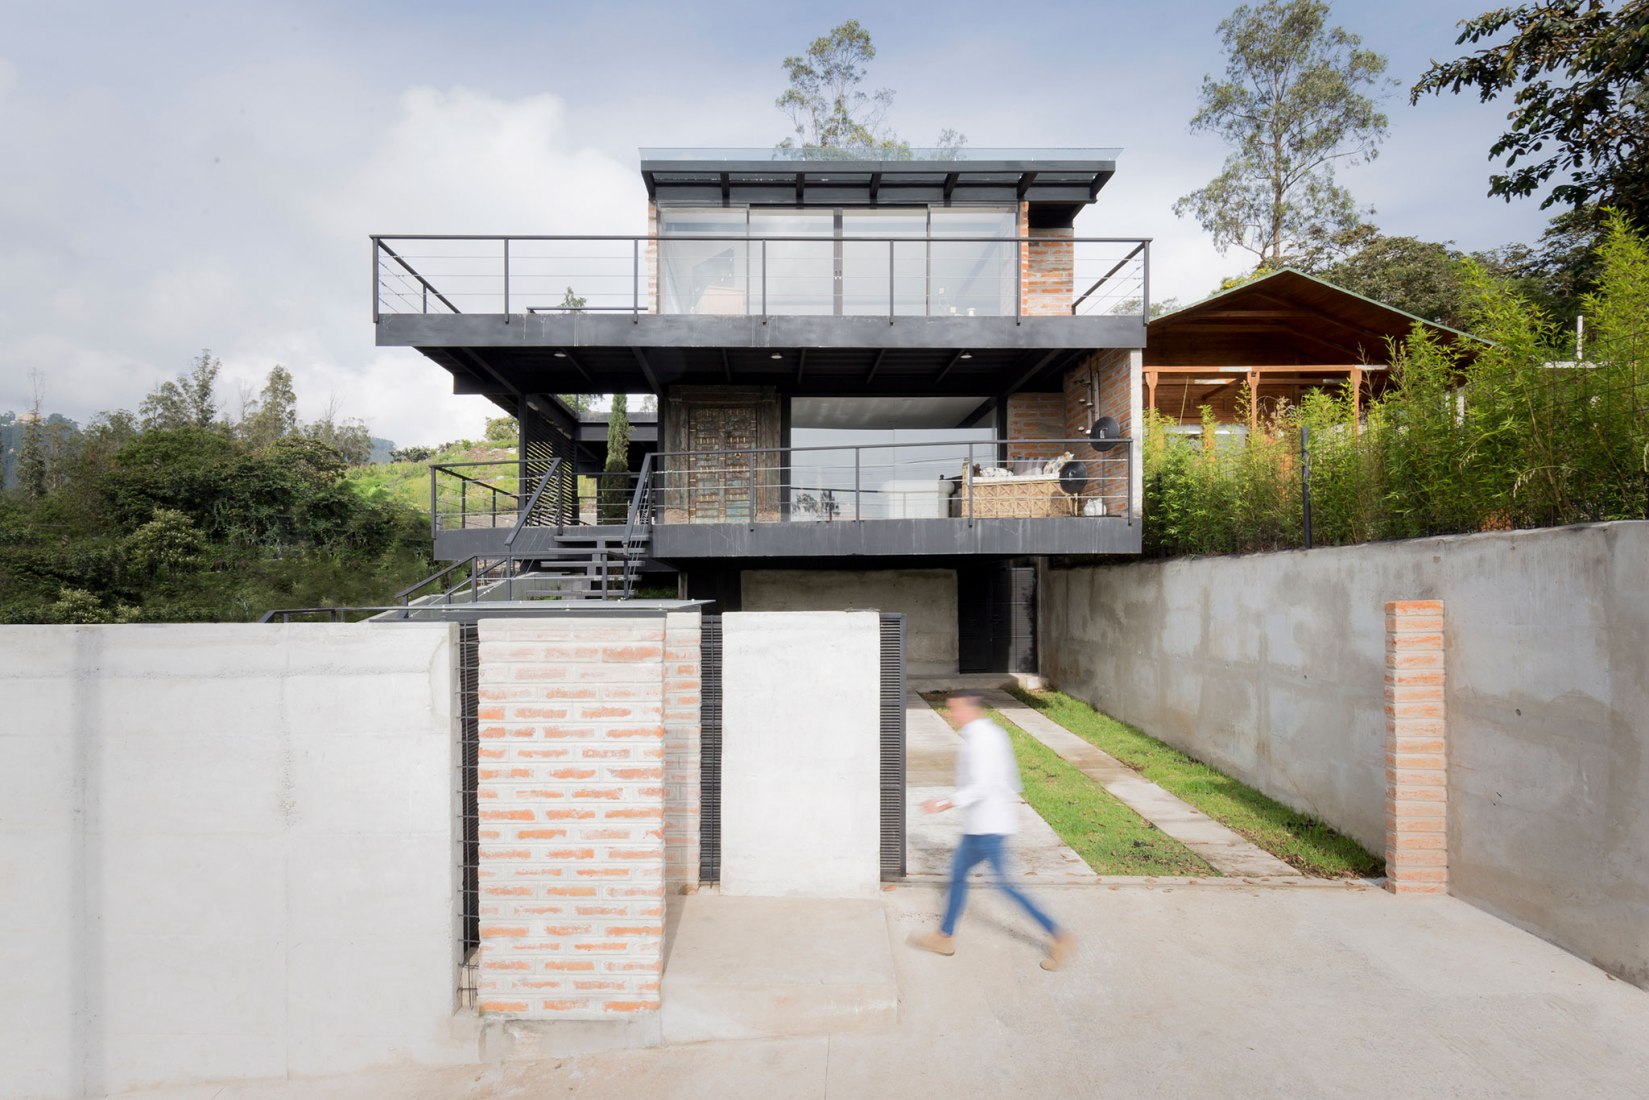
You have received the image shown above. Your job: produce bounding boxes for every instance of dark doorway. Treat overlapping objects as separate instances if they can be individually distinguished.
[958,561,1037,674]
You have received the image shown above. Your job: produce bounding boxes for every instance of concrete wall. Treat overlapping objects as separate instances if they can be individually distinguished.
[718,612,882,898]
[0,623,469,1099]
[1041,522,1649,987]
[741,568,957,676]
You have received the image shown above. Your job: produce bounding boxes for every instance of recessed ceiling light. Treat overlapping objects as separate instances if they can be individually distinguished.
[959,351,973,359]
[554,350,567,358]
[770,352,782,360]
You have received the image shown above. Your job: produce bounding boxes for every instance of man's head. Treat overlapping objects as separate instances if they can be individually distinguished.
[946,691,984,725]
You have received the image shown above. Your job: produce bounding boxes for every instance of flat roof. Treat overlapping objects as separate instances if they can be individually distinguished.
[639,147,1122,226]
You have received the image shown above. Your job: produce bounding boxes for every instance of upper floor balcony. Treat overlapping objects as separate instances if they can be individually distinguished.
[372,229,1151,356]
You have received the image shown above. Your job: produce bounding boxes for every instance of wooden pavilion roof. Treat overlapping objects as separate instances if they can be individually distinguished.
[1145,269,1482,368]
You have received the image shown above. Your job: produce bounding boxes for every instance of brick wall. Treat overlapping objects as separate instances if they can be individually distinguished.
[1006,393,1065,462]
[474,611,700,1020]
[1384,600,1448,895]
[1018,202,1073,317]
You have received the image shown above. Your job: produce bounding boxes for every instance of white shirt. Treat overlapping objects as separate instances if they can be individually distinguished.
[952,717,1023,835]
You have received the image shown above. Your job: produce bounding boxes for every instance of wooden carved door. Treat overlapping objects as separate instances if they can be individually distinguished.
[686,404,759,522]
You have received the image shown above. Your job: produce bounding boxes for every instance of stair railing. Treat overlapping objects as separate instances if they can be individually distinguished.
[504,458,567,549]
[619,454,657,598]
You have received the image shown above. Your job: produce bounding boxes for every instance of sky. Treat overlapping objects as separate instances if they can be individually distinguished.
[0,0,1553,447]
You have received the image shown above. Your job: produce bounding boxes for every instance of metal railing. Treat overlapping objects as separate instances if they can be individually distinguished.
[431,459,640,536]
[372,234,1151,322]
[626,437,1133,528]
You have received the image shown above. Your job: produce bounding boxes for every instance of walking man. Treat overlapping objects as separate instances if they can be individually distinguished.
[915,691,1075,970]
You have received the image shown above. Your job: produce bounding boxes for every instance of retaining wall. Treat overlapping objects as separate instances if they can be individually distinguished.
[1041,522,1649,987]
[0,623,468,1099]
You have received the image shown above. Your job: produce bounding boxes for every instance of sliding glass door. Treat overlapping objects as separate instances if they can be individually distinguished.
[657,206,1016,316]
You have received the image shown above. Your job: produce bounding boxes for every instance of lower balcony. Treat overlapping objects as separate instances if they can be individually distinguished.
[428,438,1139,562]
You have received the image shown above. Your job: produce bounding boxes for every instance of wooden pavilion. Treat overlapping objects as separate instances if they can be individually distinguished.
[1144,269,1482,432]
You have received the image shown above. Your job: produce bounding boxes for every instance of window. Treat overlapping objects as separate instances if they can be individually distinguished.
[656,206,1017,317]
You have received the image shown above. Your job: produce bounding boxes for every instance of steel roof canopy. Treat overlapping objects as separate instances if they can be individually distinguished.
[639,149,1120,227]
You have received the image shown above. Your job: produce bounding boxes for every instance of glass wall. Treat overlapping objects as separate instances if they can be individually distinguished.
[786,397,997,520]
[657,208,749,315]
[657,206,1017,317]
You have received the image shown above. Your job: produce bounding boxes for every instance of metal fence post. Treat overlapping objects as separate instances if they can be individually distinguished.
[888,239,895,324]
[966,443,974,526]
[1015,237,1022,325]
[503,238,510,322]
[749,450,757,530]
[371,237,381,324]
[761,239,768,321]
[1301,424,1313,549]
[429,465,438,540]
[852,447,862,521]
[1141,243,1151,321]
[633,238,640,322]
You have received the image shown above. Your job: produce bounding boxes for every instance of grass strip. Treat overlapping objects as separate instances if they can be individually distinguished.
[923,694,1215,877]
[1007,687,1382,878]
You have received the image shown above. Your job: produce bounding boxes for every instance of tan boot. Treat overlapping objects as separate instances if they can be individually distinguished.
[1040,931,1076,971]
[912,930,956,956]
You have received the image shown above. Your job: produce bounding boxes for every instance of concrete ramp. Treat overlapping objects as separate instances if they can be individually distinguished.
[661,895,898,1044]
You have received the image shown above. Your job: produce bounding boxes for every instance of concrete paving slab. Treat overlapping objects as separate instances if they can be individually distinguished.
[982,689,1302,878]
[659,895,897,1043]
[904,690,1096,885]
[114,885,1649,1099]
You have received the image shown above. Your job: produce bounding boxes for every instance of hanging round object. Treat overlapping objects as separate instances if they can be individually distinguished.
[1057,460,1089,497]
[1089,415,1122,451]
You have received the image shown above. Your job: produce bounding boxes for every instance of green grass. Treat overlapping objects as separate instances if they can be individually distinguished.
[924,694,1214,877]
[1007,687,1383,878]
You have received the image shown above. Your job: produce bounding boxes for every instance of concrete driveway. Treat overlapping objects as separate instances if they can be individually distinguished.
[115,882,1649,1099]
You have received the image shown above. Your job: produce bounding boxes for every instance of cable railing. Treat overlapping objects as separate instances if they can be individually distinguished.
[372,234,1151,322]
[628,437,1133,528]
[430,460,643,536]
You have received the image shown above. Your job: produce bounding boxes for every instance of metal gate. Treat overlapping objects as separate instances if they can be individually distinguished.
[698,611,907,883]
[455,622,480,1005]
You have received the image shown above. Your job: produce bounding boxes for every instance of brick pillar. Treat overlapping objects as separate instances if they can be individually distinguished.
[1384,600,1447,894]
[662,610,702,889]
[1018,202,1073,317]
[475,615,670,1018]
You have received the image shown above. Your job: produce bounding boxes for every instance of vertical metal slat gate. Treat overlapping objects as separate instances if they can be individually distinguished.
[879,612,908,880]
[697,612,906,884]
[456,622,480,1004]
[698,616,724,883]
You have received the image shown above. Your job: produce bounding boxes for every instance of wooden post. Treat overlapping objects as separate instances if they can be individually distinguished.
[1350,366,1365,431]
[1146,369,1158,417]
[1246,369,1261,435]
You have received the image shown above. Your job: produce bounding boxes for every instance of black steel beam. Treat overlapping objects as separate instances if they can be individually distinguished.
[999,349,1067,398]
[864,348,888,384]
[933,350,966,385]
[631,348,662,394]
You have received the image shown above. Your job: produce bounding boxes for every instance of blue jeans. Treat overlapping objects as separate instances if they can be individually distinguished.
[941,833,1060,937]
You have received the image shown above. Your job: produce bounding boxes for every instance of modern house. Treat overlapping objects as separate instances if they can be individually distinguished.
[374,148,1149,673]
[1144,269,1483,434]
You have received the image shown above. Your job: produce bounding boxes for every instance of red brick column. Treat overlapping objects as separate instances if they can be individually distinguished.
[1384,600,1447,894]
[1018,202,1073,317]
[474,615,671,1018]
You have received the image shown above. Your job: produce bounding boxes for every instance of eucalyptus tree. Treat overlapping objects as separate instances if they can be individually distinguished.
[1175,0,1394,270]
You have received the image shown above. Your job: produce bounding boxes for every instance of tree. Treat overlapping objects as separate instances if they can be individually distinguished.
[18,381,47,500]
[1411,2,1649,226]
[775,20,965,154]
[598,394,632,524]
[1469,204,1609,329]
[484,416,518,445]
[1174,0,1394,269]
[778,20,895,151]
[241,365,299,449]
[302,399,374,466]
[140,349,223,431]
[1320,231,1473,326]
